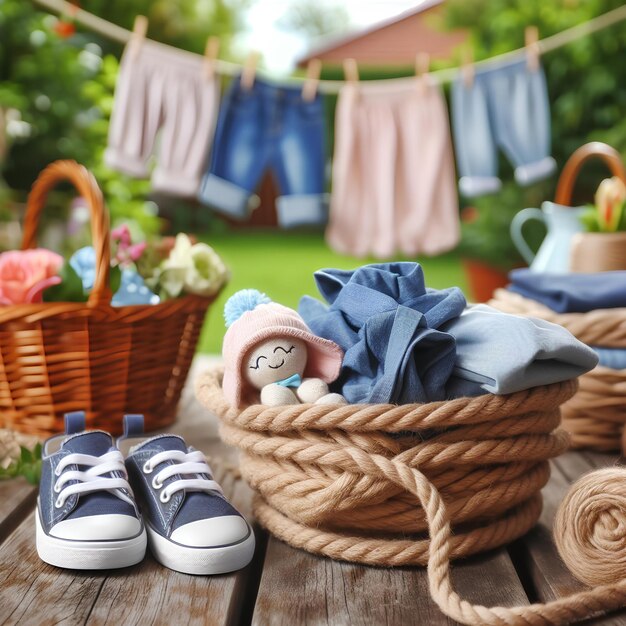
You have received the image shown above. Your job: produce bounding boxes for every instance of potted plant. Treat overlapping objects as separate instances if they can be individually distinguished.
[458,183,530,302]
[570,176,626,272]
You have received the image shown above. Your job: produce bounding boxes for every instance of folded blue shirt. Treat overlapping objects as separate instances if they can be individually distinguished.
[301,263,599,403]
[592,346,626,370]
[299,263,466,404]
[508,269,626,313]
[444,305,599,396]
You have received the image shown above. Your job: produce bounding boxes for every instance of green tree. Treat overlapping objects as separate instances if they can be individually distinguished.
[83,0,250,57]
[278,1,350,40]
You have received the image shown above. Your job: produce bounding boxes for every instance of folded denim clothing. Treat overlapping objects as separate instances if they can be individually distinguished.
[508,269,626,313]
[592,346,626,370]
[444,305,599,397]
[300,263,599,404]
[299,263,467,404]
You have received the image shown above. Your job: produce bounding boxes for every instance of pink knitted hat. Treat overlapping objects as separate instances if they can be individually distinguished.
[222,291,343,408]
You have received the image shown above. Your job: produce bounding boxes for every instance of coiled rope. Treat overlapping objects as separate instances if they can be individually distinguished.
[197,367,626,624]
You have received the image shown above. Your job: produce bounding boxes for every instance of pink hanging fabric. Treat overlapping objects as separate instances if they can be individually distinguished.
[327,79,459,258]
[105,41,220,197]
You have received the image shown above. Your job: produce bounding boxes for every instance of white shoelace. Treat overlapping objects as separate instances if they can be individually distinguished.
[54,450,134,509]
[142,450,223,504]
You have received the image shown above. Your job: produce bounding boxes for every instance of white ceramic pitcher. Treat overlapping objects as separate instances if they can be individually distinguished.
[510,202,586,273]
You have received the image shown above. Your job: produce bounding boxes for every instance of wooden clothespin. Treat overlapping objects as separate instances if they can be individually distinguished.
[415,52,430,93]
[203,36,220,80]
[301,58,322,101]
[461,46,474,88]
[525,25,540,72]
[241,51,260,90]
[129,15,148,61]
[343,58,359,85]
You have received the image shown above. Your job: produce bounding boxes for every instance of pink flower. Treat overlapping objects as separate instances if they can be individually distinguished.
[111,224,132,247]
[0,249,64,305]
[127,242,147,262]
[111,224,146,267]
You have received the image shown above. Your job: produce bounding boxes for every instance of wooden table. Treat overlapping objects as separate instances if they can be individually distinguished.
[1,359,625,626]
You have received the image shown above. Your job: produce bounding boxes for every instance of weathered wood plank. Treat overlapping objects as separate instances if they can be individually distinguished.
[0,477,36,544]
[0,511,105,626]
[84,439,261,626]
[0,371,261,626]
[512,451,626,625]
[253,535,529,625]
[83,405,262,626]
[582,450,622,470]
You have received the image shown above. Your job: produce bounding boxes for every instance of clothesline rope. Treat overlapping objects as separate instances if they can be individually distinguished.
[31,0,626,93]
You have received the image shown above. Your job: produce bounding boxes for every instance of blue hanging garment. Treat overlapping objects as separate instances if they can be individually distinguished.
[451,57,556,197]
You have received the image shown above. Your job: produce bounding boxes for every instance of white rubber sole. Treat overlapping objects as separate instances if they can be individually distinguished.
[36,509,147,570]
[147,523,256,575]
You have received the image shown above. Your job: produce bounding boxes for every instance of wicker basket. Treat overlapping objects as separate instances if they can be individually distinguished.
[490,290,626,451]
[559,142,626,272]
[0,161,215,437]
[489,142,626,451]
[196,366,575,567]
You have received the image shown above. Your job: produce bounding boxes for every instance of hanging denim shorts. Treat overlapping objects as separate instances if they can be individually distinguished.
[198,76,327,228]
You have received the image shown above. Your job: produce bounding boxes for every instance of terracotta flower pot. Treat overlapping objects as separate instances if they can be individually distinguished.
[569,232,626,272]
[461,258,510,303]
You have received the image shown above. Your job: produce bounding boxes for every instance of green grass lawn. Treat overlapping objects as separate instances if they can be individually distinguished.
[197,230,467,354]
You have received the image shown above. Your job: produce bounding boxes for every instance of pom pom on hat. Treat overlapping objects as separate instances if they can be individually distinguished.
[224,289,272,327]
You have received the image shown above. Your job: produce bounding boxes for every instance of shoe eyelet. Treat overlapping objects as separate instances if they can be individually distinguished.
[54,467,62,477]
[152,476,162,490]
[143,461,153,474]
[53,482,61,494]
[159,491,170,504]
[54,497,64,509]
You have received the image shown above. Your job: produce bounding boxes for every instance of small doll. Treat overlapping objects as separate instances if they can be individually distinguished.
[222,290,347,408]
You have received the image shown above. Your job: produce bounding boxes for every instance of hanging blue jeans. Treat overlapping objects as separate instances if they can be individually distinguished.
[198,76,327,228]
[451,57,556,197]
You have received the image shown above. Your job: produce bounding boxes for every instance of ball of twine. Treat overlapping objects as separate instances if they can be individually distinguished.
[555,467,626,587]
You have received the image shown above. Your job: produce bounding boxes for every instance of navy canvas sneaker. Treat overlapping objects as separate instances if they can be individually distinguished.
[119,414,255,575]
[37,412,146,570]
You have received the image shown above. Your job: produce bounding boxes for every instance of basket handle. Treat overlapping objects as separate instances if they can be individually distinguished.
[21,160,112,306]
[554,142,626,206]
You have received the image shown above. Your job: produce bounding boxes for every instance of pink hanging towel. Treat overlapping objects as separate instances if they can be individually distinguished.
[105,40,220,197]
[327,79,459,259]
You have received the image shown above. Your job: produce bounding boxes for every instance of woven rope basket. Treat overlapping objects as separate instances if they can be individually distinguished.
[0,161,215,437]
[197,366,576,567]
[490,143,626,452]
[490,289,626,451]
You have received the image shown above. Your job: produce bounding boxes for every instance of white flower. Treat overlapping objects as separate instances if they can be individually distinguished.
[161,234,228,298]
[0,429,39,469]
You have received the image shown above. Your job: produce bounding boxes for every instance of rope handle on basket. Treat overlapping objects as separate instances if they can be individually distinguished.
[555,141,626,206]
[21,160,112,306]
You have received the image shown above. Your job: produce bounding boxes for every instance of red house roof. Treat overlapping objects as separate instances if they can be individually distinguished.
[296,0,467,67]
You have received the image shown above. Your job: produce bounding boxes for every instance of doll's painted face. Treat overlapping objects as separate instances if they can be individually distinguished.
[245,337,307,390]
